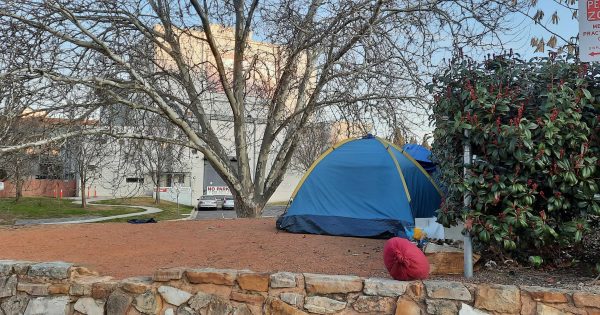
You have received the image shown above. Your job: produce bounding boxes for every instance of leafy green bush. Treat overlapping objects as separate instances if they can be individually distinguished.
[430,54,599,263]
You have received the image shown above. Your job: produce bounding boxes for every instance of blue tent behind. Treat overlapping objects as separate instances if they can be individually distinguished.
[402,144,436,173]
[276,136,443,238]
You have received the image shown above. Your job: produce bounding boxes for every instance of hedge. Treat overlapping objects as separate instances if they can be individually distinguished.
[430,53,599,264]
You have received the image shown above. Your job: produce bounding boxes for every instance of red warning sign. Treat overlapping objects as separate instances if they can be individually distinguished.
[589,0,600,21]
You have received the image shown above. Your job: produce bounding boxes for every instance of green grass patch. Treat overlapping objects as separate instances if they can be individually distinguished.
[95,197,194,222]
[0,197,139,225]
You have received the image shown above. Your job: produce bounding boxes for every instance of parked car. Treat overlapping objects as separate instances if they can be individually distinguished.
[196,195,218,210]
[222,196,235,210]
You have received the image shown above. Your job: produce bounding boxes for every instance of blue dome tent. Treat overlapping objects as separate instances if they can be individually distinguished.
[276,135,443,238]
[402,144,436,173]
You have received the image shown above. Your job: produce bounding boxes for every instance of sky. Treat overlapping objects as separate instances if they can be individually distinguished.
[503,2,578,58]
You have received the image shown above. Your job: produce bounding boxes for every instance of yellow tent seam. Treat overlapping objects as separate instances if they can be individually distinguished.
[376,138,412,202]
[381,138,444,197]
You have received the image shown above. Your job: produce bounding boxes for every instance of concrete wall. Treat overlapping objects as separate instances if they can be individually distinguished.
[0,260,598,315]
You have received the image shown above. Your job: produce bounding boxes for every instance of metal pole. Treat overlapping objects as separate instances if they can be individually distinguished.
[463,129,473,278]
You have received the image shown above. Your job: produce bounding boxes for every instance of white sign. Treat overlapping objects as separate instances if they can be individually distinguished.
[0,182,4,191]
[206,186,231,196]
[579,0,600,62]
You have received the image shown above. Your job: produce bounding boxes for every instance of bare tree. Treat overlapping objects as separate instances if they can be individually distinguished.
[0,150,35,201]
[128,113,187,204]
[64,133,111,208]
[291,123,333,173]
[0,0,526,217]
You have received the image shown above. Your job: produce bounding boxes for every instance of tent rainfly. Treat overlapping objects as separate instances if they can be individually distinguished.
[276,135,443,238]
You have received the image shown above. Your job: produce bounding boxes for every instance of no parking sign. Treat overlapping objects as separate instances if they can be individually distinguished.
[579,0,600,62]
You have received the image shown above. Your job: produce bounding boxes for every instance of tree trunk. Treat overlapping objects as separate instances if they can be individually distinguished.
[15,180,22,202]
[14,165,21,202]
[234,194,265,218]
[80,178,87,209]
[154,171,161,204]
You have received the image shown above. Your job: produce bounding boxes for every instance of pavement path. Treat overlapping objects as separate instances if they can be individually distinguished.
[15,197,165,225]
[192,204,286,220]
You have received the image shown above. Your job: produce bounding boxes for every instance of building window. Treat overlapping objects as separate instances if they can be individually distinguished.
[36,163,63,179]
[126,177,144,183]
[166,174,185,187]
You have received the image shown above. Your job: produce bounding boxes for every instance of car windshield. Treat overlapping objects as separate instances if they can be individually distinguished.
[225,197,234,201]
[201,196,215,200]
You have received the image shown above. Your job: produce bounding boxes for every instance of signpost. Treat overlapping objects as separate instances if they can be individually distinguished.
[579,0,600,62]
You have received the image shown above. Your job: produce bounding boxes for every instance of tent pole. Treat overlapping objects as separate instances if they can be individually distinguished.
[463,129,473,278]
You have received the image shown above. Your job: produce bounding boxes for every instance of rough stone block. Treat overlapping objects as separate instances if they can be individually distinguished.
[265,297,308,315]
[587,308,600,315]
[459,303,489,314]
[280,292,304,307]
[48,283,70,295]
[573,292,600,308]
[106,290,134,315]
[270,272,298,288]
[158,285,192,306]
[69,266,99,279]
[395,298,421,315]
[232,304,254,315]
[536,303,566,315]
[0,275,17,298]
[23,296,69,315]
[12,261,33,275]
[74,297,105,315]
[120,277,152,294]
[0,261,15,276]
[71,277,111,296]
[134,291,162,315]
[192,283,232,299]
[424,280,471,301]
[188,292,232,314]
[1,295,30,315]
[363,278,408,297]
[521,286,568,304]
[304,273,363,294]
[230,291,265,305]
[0,260,31,276]
[304,296,347,314]
[175,306,195,315]
[520,291,537,315]
[17,283,50,296]
[352,295,395,313]
[474,284,521,314]
[237,272,270,292]
[407,281,424,299]
[27,262,72,280]
[186,268,237,285]
[153,268,185,282]
[92,281,118,299]
[188,292,213,311]
[426,299,458,315]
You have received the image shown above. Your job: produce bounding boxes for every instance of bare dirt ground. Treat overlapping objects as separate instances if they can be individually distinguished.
[0,218,387,279]
[0,218,598,292]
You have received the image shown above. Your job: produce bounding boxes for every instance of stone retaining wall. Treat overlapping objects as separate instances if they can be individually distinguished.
[0,260,598,315]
